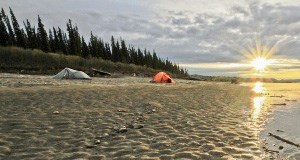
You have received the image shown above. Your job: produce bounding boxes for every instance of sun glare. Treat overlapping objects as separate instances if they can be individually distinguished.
[253,81,265,94]
[238,38,277,75]
[251,57,271,72]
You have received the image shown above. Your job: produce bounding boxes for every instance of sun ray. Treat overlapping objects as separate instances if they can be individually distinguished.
[237,37,279,74]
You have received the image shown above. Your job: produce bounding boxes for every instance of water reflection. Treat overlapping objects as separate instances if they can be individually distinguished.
[252,82,267,119]
[253,96,266,119]
[253,82,266,94]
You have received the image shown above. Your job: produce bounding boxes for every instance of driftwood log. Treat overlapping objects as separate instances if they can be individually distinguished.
[262,146,279,153]
[269,132,300,147]
[91,68,111,76]
[270,103,287,106]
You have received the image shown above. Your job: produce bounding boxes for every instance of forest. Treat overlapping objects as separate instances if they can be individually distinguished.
[0,7,188,76]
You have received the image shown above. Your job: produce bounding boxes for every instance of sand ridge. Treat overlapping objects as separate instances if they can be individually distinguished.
[0,74,262,159]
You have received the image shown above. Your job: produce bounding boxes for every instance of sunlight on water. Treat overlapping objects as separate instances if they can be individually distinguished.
[252,82,267,120]
[253,82,266,94]
[252,96,266,119]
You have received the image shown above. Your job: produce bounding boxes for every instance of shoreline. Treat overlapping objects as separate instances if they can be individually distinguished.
[261,102,300,159]
[240,82,300,159]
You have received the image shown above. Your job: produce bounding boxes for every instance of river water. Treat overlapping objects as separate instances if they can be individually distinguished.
[242,82,300,159]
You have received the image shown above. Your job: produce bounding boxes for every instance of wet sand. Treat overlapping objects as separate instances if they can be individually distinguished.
[0,73,263,159]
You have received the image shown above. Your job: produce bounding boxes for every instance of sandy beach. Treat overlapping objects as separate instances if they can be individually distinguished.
[0,73,263,159]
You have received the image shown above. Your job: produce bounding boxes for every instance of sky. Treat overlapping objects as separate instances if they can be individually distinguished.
[1,0,300,79]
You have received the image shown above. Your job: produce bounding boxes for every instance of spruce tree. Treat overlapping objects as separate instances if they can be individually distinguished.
[74,26,81,55]
[52,27,60,52]
[100,39,107,59]
[137,48,144,65]
[37,15,49,52]
[9,7,26,48]
[48,29,56,52]
[120,39,128,63]
[129,46,138,64]
[89,32,99,57]
[115,40,121,62]
[66,20,81,55]
[0,9,9,46]
[31,26,39,49]
[2,8,15,45]
[105,43,112,60]
[152,51,158,69]
[23,19,37,49]
[66,19,75,55]
[57,27,67,54]
[111,36,118,62]
[81,36,89,58]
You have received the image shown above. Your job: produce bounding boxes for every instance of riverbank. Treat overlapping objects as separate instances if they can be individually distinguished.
[0,73,262,159]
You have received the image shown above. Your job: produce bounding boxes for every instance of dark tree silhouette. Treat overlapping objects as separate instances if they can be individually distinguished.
[9,7,26,48]
[2,8,15,45]
[81,36,89,58]
[37,15,49,52]
[23,19,38,49]
[0,9,9,46]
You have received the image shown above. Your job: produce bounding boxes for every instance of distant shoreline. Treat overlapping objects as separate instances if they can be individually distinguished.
[190,75,300,83]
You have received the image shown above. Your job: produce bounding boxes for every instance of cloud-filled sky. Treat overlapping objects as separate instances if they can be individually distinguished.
[1,0,300,78]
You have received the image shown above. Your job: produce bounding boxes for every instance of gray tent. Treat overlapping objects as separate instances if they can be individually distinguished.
[53,68,91,80]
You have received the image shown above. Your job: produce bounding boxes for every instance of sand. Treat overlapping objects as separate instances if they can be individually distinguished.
[0,73,263,159]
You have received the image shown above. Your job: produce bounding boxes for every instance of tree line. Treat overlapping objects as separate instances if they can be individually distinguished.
[0,7,188,75]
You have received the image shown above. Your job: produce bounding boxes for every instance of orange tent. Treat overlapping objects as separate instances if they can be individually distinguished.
[151,72,175,83]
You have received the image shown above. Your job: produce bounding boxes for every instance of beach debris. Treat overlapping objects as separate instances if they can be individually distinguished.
[268,132,300,147]
[136,114,146,122]
[142,102,160,114]
[103,133,109,137]
[127,124,134,129]
[270,95,285,98]
[91,68,111,77]
[146,107,157,114]
[110,132,117,136]
[262,146,279,153]
[116,126,128,133]
[285,99,297,102]
[95,139,101,144]
[276,129,284,132]
[113,124,131,133]
[270,103,287,106]
[279,146,283,150]
[127,123,144,129]
[86,144,97,149]
[146,111,152,114]
[53,111,59,114]
[113,126,119,130]
[96,133,109,140]
[117,109,127,113]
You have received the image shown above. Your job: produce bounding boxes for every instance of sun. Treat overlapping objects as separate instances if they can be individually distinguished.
[251,57,271,72]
